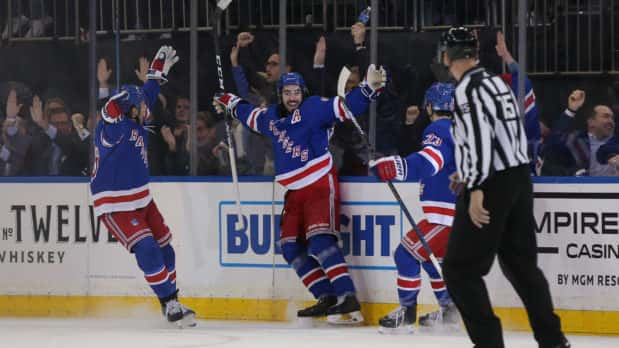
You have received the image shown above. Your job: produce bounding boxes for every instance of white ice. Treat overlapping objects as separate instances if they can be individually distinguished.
[2,318,618,348]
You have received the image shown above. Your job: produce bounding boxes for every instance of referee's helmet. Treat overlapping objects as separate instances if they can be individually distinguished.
[438,27,478,65]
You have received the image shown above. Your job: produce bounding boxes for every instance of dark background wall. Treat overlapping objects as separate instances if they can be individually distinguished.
[0,29,617,127]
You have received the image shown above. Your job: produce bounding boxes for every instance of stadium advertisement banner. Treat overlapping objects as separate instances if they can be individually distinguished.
[0,180,617,311]
[218,200,404,269]
[530,184,619,310]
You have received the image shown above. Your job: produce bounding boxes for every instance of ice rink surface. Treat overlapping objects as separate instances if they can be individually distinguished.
[2,318,619,348]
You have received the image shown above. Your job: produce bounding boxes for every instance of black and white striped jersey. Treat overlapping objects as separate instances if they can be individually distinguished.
[451,66,530,190]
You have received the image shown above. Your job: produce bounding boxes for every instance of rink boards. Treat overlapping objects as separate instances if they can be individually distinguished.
[0,177,618,334]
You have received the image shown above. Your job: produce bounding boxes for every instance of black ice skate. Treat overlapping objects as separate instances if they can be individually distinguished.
[325,294,364,324]
[160,292,197,329]
[418,302,459,328]
[378,305,416,334]
[163,299,197,328]
[297,295,337,317]
[551,336,571,348]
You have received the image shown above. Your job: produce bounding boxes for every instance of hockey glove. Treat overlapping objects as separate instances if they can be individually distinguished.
[147,45,179,84]
[101,91,130,123]
[369,156,407,181]
[360,64,387,100]
[212,92,242,117]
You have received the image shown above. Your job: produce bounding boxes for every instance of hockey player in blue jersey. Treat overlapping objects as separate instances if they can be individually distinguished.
[213,65,387,324]
[90,46,196,327]
[370,83,460,333]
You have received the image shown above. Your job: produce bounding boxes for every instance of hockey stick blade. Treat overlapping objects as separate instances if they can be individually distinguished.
[337,66,352,98]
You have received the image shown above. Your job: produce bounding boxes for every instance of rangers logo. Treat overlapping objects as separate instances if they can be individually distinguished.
[291,109,302,124]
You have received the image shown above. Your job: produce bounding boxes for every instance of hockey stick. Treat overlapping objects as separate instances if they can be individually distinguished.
[337,68,443,277]
[336,66,351,98]
[213,0,244,230]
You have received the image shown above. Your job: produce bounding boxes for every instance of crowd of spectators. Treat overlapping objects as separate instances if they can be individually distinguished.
[0,21,617,177]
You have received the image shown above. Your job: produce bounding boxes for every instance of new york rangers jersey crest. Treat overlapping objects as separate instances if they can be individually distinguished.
[234,88,371,189]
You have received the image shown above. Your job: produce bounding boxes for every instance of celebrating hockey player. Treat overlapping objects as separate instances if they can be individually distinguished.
[90,46,196,327]
[213,65,387,324]
[370,82,460,333]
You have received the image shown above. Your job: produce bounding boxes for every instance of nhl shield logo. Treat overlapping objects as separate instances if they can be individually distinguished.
[291,109,302,124]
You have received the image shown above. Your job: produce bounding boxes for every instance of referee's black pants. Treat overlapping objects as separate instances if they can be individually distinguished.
[443,165,564,348]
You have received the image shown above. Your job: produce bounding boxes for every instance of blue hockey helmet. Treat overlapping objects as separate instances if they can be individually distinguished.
[424,82,455,114]
[118,85,147,111]
[277,72,306,93]
[111,84,151,123]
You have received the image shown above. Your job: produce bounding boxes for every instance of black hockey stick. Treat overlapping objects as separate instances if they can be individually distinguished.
[212,0,244,230]
[337,68,443,276]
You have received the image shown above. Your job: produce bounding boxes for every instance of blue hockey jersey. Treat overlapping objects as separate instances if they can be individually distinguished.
[403,118,456,226]
[501,65,540,174]
[90,80,160,217]
[234,88,371,189]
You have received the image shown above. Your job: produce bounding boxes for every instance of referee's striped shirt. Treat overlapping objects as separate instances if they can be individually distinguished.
[451,66,529,190]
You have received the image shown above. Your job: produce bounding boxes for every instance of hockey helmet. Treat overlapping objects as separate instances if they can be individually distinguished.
[277,72,307,95]
[424,82,455,114]
[113,85,150,122]
[118,85,147,111]
[438,27,478,64]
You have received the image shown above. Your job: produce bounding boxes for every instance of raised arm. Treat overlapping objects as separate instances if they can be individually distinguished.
[213,93,270,134]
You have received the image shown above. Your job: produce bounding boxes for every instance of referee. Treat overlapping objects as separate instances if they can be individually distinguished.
[439,27,569,348]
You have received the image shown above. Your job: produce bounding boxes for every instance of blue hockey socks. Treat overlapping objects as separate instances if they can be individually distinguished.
[282,240,335,299]
[160,244,176,286]
[133,236,176,300]
[308,234,356,297]
[394,244,421,307]
[422,260,451,306]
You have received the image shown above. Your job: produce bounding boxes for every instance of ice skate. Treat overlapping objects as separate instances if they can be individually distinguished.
[297,295,337,318]
[163,299,197,328]
[378,305,416,334]
[552,336,571,348]
[325,294,364,325]
[418,302,459,329]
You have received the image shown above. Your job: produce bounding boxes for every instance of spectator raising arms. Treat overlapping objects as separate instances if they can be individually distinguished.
[495,31,541,175]
[542,90,617,176]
